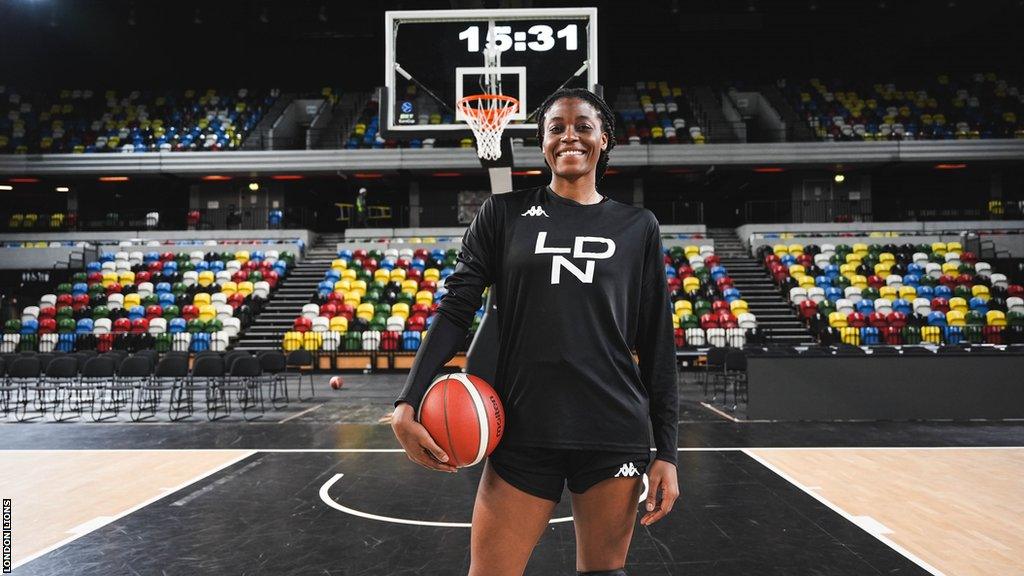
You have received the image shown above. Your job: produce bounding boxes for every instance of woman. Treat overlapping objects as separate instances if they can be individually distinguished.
[392,88,679,576]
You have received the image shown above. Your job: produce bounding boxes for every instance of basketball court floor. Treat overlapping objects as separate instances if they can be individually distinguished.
[2,374,1022,575]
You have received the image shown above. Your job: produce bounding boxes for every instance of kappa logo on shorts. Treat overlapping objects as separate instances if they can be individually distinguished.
[614,462,640,477]
[520,205,550,218]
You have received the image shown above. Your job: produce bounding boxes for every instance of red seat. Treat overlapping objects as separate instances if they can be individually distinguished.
[406,316,426,331]
[712,300,731,314]
[674,327,685,348]
[130,318,149,334]
[699,313,719,329]
[145,305,163,319]
[983,325,1004,344]
[799,300,818,320]
[883,326,902,345]
[293,317,312,333]
[38,318,57,333]
[135,271,152,283]
[930,297,950,313]
[868,312,888,328]
[181,305,199,320]
[320,303,338,318]
[886,312,907,328]
[112,318,131,333]
[847,312,867,328]
[380,330,400,351]
[867,275,885,289]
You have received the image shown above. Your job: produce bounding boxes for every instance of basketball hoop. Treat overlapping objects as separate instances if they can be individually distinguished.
[457,94,519,161]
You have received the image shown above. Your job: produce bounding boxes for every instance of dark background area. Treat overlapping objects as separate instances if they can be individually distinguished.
[1,0,1020,88]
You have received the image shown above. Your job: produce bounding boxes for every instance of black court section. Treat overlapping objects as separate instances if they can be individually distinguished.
[3,420,1023,450]
[20,451,926,575]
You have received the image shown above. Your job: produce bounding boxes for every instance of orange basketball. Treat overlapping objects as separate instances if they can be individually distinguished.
[329,376,344,390]
[417,373,504,468]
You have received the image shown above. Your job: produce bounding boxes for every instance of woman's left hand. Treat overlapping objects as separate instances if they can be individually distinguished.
[640,459,679,526]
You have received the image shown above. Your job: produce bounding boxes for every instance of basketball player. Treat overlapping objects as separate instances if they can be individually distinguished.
[393,88,679,576]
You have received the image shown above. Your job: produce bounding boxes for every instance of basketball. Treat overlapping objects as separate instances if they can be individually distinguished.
[330,376,344,390]
[417,373,504,468]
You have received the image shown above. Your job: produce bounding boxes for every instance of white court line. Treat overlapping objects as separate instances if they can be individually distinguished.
[278,403,324,424]
[12,450,257,570]
[318,472,649,528]
[699,402,742,423]
[743,449,948,576]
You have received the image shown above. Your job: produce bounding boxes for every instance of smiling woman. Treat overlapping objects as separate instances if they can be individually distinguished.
[535,87,618,204]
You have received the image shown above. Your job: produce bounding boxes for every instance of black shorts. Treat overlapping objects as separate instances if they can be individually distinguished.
[487,444,652,503]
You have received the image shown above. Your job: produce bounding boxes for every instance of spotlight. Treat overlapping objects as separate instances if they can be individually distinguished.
[248,182,260,191]
[834,174,845,183]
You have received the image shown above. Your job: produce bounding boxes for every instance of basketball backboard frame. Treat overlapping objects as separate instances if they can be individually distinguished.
[382,7,599,140]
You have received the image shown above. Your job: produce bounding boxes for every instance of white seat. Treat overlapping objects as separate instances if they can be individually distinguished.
[172,333,192,352]
[182,271,199,287]
[216,304,234,321]
[1006,297,1024,314]
[222,317,241,338]
[990,273,1008,290]
[912,252,930,267]
[253,281,270,299]
[836,298,854,315]
[1,334,20,354]
[974,262,992,277]
[148,318,167,334]
[190,251,205,264]
[844,286,863,303]
[38,333,57,353]
[215,271,232,285]
[386,315,406,332]
[210,332,229,352]
[684,327,705,347]
[913,298,932,316]
[107,293,124,310]
[706,328,727,348]
[738,312,758,329]
[211,292,228,305]
[789,288,808,305]
[302,303,320,319]
[322,331,341,351]
[39,294,57,307]
[311,317,329,332]
[136,282,154,298]
[885,274,903,287]
[725,328,747,348]
[807,287,826,304]
[93,318,112,335]
[874,298,893,316]
[21,306,40,321]
[925,263,942,279]
[362,330,382,351]
[226,260,242,272]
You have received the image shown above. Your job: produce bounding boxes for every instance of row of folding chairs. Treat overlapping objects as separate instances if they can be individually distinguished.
[0,349,315,422]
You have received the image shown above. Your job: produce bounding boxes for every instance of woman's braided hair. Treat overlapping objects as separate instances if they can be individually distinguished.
[534,88,617,181]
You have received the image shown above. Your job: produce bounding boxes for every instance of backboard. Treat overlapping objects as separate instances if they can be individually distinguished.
[382,8,599,140]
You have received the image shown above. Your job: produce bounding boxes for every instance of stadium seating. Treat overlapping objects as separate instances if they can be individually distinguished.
[786,73,1024,141]
[761,240,1024,346]
[285,243,757,353]
[2,250,294,353]
[0,87,279,154]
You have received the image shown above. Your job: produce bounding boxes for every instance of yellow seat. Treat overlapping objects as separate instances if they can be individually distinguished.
[931,242,947,256]
[850,275,868,290]
[729,300,748,314]
[986,310,1007,327]
[329,316,349,332]
[118,271,135,286]
[334,279,352,292]
[845,253,862,264]
[101,271,118,287]
[840,327,860,346]
[237,281,254,297]
[343,293,361,308]
[124,293,141,309]
[948,297,968,313]
[415,290,434,306]
[193,293,212,306]
[234,251,250,264]
[341,269,357,281]
[391,302,410,319]
[683,277,700,294]
[198,271,215,287]
[302,331,322,350]
[374,269,390,282]
[945,310,966,327]
[879,286,898,300]
[772,244,789,256]
[921,326,942,344]
[874,262,893,275]
[356,303,375,321]
[424,268,440,282]
[198,305,216,323]
[798,276,815,289]
[684,245,700,258]
[878,252,895,263]
[401,279,419,294]
[971,285,990,300]
[787,244,804,256]
[898,286,917,300]
[941,262,959,275]
[788,264,806,278]
[331,258,347,271]
[389,268,407,282]
[674,300,693,314]
[220,281,238,296]
[829,312,848,328]
[946,242,962,253]
[283,331,303,352]
[840,263,858,277]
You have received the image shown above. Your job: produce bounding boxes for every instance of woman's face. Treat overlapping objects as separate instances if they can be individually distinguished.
[541,97,608,181]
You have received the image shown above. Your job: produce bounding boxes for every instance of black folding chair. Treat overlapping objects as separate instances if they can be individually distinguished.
[174,355,223,421]
[85,356,125,421]
[218,355,265,421]
[7,356,41,421]
[723,349,748,408]
[45,356,81,422]
[258,351,288,409]
[136,355,188,421]
[285,349,315,401]
[704,346,728,400]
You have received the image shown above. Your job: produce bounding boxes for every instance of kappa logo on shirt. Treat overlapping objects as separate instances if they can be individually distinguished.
[534,231,616,285]
[614,462,641,477]
[520,205,549,218]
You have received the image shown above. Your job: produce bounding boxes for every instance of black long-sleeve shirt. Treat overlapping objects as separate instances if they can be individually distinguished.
[396,186,679,464]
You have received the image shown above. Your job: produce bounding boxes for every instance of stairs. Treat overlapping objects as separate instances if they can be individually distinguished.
[707,228,815,345]
[690,86,741,144]
[234,233,343,351]
[241,92,296,151]
[758,84,816,142]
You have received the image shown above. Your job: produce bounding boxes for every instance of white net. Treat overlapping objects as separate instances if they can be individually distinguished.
[458,94,519,161]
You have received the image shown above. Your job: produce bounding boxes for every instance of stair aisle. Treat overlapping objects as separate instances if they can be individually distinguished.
[706,228,815,345]
[234,233,346,351]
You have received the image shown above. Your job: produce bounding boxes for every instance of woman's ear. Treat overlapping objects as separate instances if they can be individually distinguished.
[601,130,608,151]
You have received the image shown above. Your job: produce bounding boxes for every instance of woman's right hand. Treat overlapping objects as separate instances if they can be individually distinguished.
[391,402,457,473]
